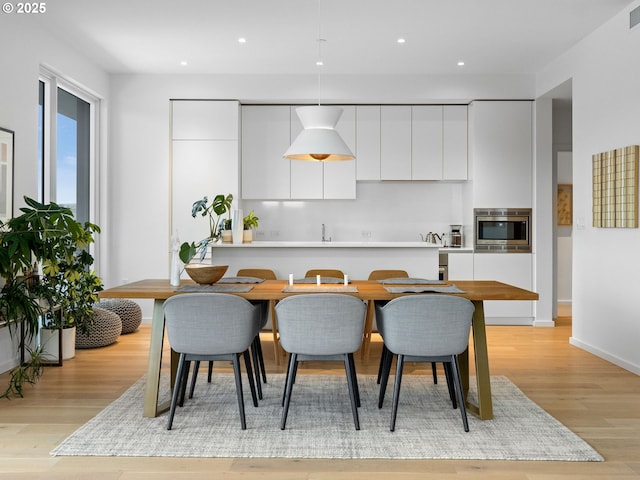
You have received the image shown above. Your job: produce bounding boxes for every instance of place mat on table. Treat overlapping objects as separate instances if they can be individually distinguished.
[175,285,254,293]
[283,285,358,293]
[384,284,465,294]
[216,276,265,284]
[294,277,348,284]
[378,277,445,285]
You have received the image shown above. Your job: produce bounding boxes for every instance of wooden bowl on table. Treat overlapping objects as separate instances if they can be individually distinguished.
[184,264,228,285]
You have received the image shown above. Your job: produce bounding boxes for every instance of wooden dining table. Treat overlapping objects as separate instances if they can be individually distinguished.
[99,278,538,421]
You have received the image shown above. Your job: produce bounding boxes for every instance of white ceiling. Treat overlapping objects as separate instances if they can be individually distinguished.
[36,0,634,76]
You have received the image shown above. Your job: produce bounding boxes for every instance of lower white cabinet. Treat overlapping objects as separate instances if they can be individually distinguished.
[473,253,533,324]
[448,252,474,280]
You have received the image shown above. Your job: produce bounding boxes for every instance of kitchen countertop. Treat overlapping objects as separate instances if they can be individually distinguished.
[215,241,473,251]
[215,241,441,248]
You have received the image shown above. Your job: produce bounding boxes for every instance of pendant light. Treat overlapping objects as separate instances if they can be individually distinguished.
[283,1,355,162]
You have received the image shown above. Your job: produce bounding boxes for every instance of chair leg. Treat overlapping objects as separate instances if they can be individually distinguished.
[378,347,394,408]
[188,360,201,399]
[231,353,247,430]
[347,353,361,408]
[178,360,191,407]
[167,353,186,430]
[377,343,388,384]
[431,362,438,384]
[243,349,258,408]
[443,361,457,409]
[256,334,267,383]
[390,354,405,432]
[281,353,298,430]
[451,354,469,432]
[207,361,214,383]
[251,337,263,400]
[343,354,361,430]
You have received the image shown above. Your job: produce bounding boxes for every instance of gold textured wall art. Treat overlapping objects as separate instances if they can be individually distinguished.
[557,184,572,226]
[592,145,638,228]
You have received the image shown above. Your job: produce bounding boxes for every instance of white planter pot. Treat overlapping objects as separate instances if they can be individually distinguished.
[243,229,253,243]
[40,326,76,361]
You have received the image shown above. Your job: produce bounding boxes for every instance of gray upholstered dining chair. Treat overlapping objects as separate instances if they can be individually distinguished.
[189,268,276,400]
[375,294,475,432]
[275,293,367,430]
[163,293,261,430]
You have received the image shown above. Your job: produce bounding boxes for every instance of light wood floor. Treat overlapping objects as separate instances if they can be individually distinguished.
[1,314,640,480]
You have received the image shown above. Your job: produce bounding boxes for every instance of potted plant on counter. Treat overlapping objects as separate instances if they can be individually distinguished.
[179,193,233,284]
[242,210,259,243]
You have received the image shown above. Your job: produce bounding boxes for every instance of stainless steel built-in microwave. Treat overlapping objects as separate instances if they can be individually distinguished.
[474,208,532,252]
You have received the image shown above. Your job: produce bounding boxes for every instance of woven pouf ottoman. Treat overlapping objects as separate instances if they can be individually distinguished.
[76,307,122,349]
[97,298,142,334]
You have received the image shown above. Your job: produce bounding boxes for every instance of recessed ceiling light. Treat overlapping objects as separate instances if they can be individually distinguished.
[180,60,188,66]
[397,38,406,44]
[316,60,324,66]
[457,61,465,67]
[238,37,247,44]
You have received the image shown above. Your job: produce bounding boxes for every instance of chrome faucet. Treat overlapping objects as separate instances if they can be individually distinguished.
[322,223,331,242]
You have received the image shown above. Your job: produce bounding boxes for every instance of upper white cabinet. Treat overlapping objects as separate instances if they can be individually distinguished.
[469,101,532,208]
[355,106,381,181]
[171,100,240,245]
[172,100,239,140]
[380,106,412,180]
[443,105,468,180]
[242,105,356,200]
[375,105,467,181]
[324,106,356,199]
[241,105,291,200]
[412,106,443,180]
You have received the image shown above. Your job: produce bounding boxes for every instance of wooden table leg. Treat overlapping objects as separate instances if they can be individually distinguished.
[143,299,169,417]
[269,300,282,365]
[361,300,374,360]
[464,300,493,420]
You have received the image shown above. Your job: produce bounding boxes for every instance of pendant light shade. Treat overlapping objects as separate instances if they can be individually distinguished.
[283,106,355,161]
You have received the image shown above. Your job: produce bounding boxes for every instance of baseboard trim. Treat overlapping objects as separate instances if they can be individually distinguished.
[570,336,640,375]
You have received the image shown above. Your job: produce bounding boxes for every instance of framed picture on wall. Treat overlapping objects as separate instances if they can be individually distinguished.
[0,127,14,222]
[558,184,572,226]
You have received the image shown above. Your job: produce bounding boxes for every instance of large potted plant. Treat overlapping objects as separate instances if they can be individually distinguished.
[179,193,233,284]
[0,197,102,397]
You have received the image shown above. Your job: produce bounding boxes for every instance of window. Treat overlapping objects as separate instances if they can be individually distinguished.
[38,68,100,261]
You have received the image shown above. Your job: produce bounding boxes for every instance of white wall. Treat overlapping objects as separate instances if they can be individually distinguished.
[0,17,109,373]
[537,0,640,374]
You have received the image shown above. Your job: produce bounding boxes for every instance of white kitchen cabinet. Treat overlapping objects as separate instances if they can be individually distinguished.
[380,106,412,180]
[324,106,356,199]
[356,106,381,180]
[470,101,532,208]
[172,140,239,246]
[289,107,323,199]
[473,253,533,324]
[171,100,240,247]
[172,100,239,140]
[244,105,356,200]
[448,252,474,280]
[241,105,291,199]
[412,106,443,180]
[443,105,468,180]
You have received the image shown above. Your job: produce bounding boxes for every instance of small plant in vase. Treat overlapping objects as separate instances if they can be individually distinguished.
[242,210,259,243]
[179,193,233,284]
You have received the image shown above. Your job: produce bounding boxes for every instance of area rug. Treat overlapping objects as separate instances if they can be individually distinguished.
[51,373,603,461]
